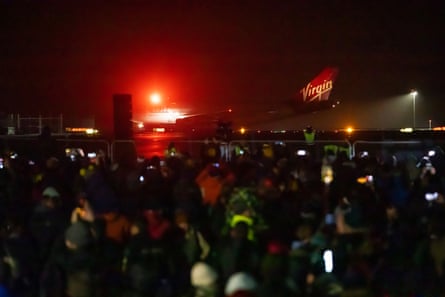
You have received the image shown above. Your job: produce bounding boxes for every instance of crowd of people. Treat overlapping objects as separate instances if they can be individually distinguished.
[0,139,445,297]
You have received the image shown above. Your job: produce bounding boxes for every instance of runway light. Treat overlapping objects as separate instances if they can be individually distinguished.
[400,127,413,133]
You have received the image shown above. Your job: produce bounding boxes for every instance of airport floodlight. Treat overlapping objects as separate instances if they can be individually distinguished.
[410,89,417,129]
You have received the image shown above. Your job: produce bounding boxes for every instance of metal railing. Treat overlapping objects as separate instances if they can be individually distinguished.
[1,135,442,164]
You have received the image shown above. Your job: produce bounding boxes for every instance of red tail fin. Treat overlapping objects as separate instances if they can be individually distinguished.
[299,67,339,102]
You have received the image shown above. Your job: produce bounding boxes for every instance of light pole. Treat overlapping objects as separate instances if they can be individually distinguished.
[410,90,417,129]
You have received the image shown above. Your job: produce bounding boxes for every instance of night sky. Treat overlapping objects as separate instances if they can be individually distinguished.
[1,1,444,133]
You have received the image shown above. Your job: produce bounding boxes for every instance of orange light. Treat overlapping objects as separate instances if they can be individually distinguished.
[346,127,354,134]
[357,177,367,184]
[240,127,246,134]
[65,127,98,134]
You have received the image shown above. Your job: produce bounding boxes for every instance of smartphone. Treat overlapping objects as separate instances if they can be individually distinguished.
[425,192,438,201]
[325,213,335,225]
[323,249,334,273]
[297,150,307,156]
[291,240,303,250]
[359,151,369,158]
[87,152,97,159]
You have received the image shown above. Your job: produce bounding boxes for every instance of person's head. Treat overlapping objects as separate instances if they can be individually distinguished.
[190,262,218,289]
[65,222,92,250]
[174,209,190,231]
[296,222,314,242]
[230,221,249,240]
[386,204,398,221]
[75,191,88,208]
[129,219,146,237]
[225,272,257,297]
[42,186,61,208]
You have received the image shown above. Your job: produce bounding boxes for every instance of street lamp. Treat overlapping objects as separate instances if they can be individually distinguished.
[410,89,417,129]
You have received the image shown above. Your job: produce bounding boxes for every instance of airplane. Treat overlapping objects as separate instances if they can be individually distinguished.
[136,67,340,135]
[213,66,340,130]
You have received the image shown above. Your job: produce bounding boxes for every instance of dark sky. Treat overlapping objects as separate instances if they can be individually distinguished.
[1,0,444,132]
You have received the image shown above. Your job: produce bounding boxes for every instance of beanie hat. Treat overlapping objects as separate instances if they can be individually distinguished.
[225,272,257,296]
[42,186,60,198]
[65,222,92,248]
[191,262,218,287]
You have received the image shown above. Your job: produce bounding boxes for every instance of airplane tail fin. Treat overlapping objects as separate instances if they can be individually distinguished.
[299,67,339,103]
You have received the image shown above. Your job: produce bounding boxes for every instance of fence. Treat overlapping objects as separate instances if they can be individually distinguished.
[1,135,444,165]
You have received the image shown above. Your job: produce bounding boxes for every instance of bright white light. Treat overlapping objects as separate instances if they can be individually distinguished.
[150,93,162,105]
[323,249,334,273]
[410,90,418,97]
[428,150,436,157]
[85,128,98,135]
[400,128,413,133]
[297,150,307,156]
[145,109,185,123]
